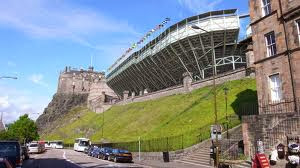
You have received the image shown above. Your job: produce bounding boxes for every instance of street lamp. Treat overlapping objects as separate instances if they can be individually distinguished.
[0,76,17,80]
[192,25,219,167]
[191,24,217,124]
[223,87,229,139]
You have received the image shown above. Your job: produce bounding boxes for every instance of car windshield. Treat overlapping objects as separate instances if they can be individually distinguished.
[105,149,112,153]
[57,142,63,145]
[29,144,38,147]
[119,150,129,153]
[0,143,17,156]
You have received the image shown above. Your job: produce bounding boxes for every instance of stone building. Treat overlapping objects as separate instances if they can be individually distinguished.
[242,0,300,157]
[57,66,105,94]
[250,0,300,104]
[56,66,118,113]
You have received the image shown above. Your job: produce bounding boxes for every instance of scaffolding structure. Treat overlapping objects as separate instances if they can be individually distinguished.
[106,9,247,96]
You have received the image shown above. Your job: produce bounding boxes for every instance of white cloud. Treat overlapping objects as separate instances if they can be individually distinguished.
[0,0,139,49]
[177,0,223,14]
[0,96,10,109]
[0,85,50,124]
[28,74,49,88]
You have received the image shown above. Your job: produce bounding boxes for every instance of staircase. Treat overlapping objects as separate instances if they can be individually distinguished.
[175,125,252,168]
[264,115,300,151]
[176,145,212,167]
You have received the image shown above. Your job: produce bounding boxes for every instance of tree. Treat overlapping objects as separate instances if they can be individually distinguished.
[4,114,39,143]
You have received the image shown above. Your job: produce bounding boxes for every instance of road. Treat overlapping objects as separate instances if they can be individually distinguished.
[23,149,147,168]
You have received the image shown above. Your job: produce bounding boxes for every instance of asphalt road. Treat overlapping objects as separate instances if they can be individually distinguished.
[23,149,147,168]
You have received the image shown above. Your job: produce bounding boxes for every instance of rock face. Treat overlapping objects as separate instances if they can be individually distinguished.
[36,93,88,133]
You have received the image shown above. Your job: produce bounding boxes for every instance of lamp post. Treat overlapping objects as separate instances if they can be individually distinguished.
[223,87,229,139]
[192,25,219,167]
[0,76,17,80]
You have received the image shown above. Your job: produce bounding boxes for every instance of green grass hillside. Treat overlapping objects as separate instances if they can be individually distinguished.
[43,78,257,147]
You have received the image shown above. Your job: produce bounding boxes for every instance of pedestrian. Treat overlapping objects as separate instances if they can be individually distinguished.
[270,148,278,165]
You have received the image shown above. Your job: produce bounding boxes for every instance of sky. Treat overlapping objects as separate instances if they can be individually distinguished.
[0,0,250,124]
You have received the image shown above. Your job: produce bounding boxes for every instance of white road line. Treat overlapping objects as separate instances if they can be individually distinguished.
[62,150,83,168]
[63,151,66,160]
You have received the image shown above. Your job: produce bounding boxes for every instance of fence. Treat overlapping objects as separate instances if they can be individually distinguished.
[239,97,299,115]
[62,115,241,152]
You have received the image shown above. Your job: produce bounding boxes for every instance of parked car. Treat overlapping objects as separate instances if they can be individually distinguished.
[0,158,13,168]
[108,149,132,163]
[91,148,101,158]
[0,141,22,168]
[83,146,91,154]
[21,146,29,160]
[28,143,41,154]
[98,147,113,160]
[87,146,96,156]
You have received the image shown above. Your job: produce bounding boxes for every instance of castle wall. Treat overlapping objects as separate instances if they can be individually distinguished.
[87,78,117,113]
[57,67,105,94]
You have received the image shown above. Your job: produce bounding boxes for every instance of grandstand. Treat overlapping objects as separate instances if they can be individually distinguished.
[106,9,248,96]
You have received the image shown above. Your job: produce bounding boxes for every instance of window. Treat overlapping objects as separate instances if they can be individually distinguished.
[265,31,277,57]
[297,20,300,44]
[269,74,282,101]
[261,0,271,16]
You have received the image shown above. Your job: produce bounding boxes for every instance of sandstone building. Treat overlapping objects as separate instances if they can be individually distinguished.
[242,0,300,157]
[250,0,300,105]
[37,66,118,132]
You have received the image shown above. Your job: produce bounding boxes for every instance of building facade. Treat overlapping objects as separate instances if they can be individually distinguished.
[57,66,105,94]
[250,0,300,106]
[242,0,300,157]
[56,66,118,113]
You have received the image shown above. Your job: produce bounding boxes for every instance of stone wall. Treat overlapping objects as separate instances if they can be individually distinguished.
[242,113,300,157]
[131,125,242,161]
[87,78,117,113]
[118,68,248,105]
[57,67,105,94]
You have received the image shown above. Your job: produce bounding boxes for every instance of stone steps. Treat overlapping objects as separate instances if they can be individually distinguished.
[176,125,252,168]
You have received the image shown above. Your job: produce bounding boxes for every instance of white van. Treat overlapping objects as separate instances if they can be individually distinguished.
[51,141,64,149]
[74,138,90,152]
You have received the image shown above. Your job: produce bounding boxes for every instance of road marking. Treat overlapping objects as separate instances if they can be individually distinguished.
[63,151,66,159]
[62,150,83,168]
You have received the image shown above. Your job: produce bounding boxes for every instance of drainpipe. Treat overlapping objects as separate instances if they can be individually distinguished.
[278,0,298,113]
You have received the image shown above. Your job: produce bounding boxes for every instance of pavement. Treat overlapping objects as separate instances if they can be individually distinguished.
[22,149,211,168]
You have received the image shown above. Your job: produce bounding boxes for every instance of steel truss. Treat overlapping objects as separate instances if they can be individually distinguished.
[106,9,247,96]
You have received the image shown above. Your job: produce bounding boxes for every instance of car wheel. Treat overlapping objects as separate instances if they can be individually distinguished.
[114,157,117,163]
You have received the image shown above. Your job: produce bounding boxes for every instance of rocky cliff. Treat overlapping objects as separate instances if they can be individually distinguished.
[36,93,88,134]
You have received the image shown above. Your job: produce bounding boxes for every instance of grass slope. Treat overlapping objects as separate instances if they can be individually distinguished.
[43,78,257,145]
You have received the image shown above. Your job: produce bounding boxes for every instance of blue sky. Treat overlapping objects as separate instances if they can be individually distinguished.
[0,0,249,123]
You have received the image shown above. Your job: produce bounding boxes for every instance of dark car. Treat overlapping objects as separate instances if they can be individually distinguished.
[21,146,29,160]
[91,148,101,158]
[87,146,96,156]
[108,149,132,163]
[83,146,91,154]
[98,147,113,160]
[0,141,22,168]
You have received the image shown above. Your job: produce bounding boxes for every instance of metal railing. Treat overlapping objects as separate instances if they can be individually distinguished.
[239,97,299,115]
[64,115,240,152]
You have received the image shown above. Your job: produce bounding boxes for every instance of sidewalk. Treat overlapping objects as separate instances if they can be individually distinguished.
[133,159,212,168]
